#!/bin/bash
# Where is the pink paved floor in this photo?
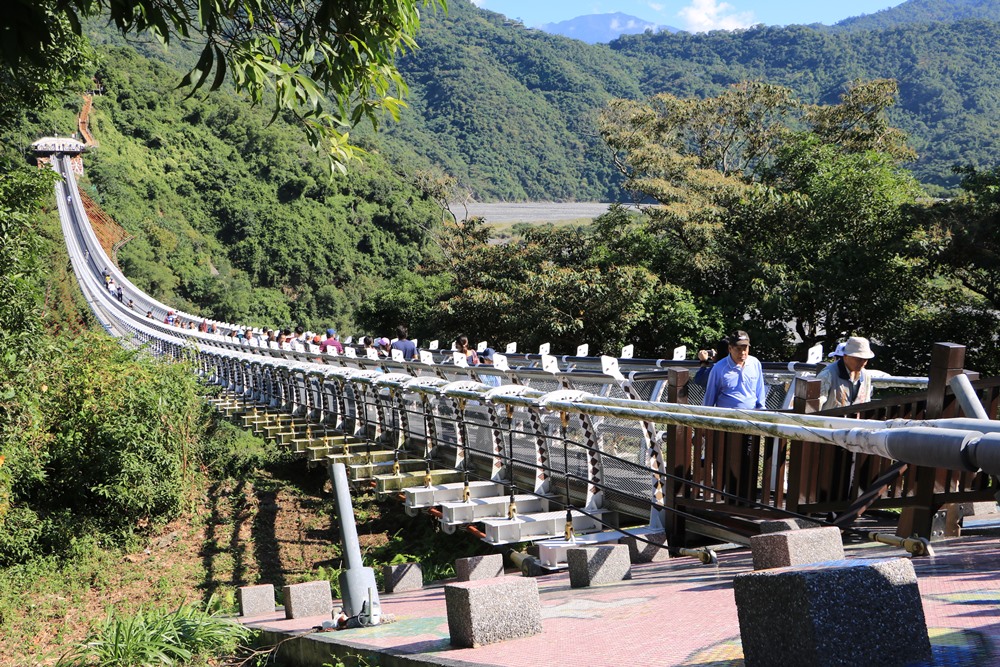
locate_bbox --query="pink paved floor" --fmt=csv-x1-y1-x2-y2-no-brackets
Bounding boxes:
243,532,1000,666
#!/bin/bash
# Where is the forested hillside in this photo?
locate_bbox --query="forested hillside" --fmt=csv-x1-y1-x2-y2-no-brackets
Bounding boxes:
70,0,1000,201
373,0,641,201
832,0,1000,31
613,19,1000,193
369,0,1000,198
54,48,447,330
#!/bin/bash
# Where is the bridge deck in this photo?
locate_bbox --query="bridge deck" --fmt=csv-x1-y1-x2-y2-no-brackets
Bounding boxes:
242,523,1000,666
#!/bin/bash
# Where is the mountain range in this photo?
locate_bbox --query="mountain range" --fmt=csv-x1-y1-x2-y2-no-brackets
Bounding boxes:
361,0,1000,200
539,13,678,44
83,0,1000,202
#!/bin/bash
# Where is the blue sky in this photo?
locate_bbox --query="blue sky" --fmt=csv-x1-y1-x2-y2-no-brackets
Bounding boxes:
469,0,906,32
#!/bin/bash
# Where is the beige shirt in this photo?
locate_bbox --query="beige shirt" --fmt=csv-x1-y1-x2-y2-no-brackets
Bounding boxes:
817,359,873,409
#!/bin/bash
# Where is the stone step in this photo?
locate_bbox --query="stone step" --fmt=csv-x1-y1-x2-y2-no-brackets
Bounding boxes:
310,446,400,464
480,509,606,546
403,481,507,511
440,494,547,528
273,426,339,445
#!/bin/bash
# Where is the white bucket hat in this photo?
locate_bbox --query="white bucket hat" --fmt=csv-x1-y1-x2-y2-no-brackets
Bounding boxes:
843,336,875,359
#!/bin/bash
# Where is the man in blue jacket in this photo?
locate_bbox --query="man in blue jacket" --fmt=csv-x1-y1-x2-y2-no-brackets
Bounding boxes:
703,330,767,409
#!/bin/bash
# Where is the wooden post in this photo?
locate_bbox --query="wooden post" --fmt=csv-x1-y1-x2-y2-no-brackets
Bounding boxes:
897,343,966,539
663,369,689,543
786,379,821,515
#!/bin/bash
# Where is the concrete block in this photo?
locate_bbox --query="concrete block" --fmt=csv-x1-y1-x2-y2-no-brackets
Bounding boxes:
734,558,931,667
968,501,999,516
758,518,822,534
619,531,669,563
751,526,844,570
383,562,423,593
283,580,333,619
567,544,632,588
237,584,275,617
455,553,504,582
445,577,542,647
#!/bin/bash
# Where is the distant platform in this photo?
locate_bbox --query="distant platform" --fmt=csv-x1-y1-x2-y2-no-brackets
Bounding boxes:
31,137,87,154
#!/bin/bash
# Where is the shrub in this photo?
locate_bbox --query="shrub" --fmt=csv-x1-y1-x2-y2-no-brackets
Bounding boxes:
57,599,254,666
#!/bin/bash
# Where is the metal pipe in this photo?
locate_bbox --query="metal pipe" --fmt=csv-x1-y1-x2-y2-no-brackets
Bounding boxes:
509,550,543,577
675,547,718,565
330,462,381,624
868,532,935,557
949,374,990,420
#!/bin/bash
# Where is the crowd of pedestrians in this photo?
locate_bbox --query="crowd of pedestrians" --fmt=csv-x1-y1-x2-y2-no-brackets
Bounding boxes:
103,265,878,408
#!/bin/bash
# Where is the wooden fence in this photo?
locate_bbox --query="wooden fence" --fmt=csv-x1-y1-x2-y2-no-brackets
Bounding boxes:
662,343,999,541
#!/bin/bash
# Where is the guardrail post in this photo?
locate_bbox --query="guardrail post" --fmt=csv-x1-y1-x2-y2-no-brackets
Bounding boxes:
785,378,821,516
897,343,966,539
663,369,689,542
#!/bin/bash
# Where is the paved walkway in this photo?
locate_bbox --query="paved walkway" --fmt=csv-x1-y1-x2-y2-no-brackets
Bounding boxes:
242,522,1000,666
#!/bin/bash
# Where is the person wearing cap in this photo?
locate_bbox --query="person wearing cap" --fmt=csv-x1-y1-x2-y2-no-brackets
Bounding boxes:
390,325,417,361
817,336,875,409
320,328,344,354
478,347,502,386
703,330,767,410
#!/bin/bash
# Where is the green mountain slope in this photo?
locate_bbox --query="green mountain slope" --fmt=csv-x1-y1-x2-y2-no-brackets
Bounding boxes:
833,0,1000,31
74,0,1000,201
72,47,443,330
376,0,643,201
612,20,1000,191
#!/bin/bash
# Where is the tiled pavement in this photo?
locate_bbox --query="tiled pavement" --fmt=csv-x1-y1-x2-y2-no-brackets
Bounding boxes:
242,526,1000,667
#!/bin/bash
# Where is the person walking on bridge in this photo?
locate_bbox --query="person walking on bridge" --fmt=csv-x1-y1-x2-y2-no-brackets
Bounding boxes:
817,336,875,409
390,325,417,361
702,330,767,504
702,330,767,410
321,328,344,354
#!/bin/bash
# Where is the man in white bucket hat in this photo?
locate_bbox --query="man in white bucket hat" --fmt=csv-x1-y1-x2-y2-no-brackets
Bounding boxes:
817,336,875,409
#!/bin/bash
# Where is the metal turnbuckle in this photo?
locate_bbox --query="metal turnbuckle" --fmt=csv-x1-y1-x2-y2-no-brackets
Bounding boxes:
869,532,935,557
676,547,718,565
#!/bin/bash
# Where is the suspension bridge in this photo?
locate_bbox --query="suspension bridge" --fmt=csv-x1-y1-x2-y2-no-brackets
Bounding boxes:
49,149,1000,666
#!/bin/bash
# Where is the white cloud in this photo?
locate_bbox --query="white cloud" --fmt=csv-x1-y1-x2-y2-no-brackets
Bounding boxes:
470,0,485,6
610,18,622,31
648,2,665,11
678,0,755,32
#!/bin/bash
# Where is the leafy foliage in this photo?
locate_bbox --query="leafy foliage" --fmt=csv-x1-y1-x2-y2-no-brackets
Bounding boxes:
3,0,447,172
57,598,253,667
332,1,1000,199
62,46,445,331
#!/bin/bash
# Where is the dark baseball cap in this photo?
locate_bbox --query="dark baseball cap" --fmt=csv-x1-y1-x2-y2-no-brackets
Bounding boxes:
729,330,750,346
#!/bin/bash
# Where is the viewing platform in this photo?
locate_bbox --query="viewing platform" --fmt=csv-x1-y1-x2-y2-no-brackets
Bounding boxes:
31,136,87,155
33,137,88,175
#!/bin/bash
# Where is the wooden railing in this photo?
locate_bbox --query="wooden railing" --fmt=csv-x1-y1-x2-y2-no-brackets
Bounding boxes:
662,343,999,540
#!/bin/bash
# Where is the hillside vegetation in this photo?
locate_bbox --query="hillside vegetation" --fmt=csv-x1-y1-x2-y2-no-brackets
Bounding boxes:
43,47,446,330
359,0,1000,199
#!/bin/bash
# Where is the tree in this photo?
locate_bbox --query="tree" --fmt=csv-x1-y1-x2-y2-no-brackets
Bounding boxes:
931,165,1000,310
433,221,720,356
599,79,926,358
722,138,925,358
2,0,447,171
